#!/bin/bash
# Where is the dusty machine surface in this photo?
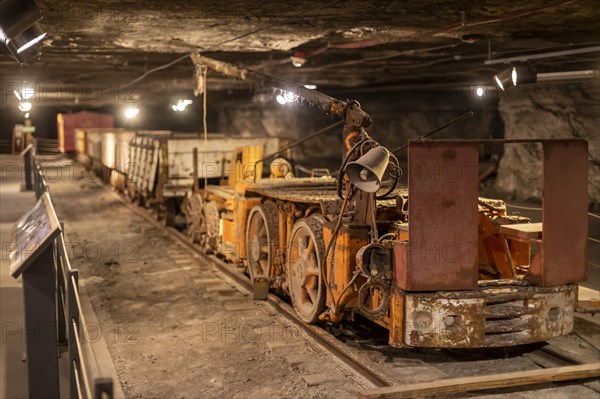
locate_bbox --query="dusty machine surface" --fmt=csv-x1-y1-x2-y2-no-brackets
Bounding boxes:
183,98,588,348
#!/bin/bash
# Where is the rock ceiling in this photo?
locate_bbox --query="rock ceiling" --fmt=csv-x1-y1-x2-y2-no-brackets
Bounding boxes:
0,0,598,106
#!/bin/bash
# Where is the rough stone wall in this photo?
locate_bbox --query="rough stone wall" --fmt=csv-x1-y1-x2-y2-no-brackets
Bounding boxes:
217,89,502,174
495,82,600,205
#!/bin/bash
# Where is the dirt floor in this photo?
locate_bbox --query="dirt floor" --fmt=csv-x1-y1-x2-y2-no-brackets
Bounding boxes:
44,161,600,399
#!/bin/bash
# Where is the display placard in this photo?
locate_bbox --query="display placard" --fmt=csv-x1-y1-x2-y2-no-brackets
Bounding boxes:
9,192,62,278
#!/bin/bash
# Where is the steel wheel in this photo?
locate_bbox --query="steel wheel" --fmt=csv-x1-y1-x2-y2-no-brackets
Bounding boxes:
246,203,278,281
286,216,326,323
185,194,204,243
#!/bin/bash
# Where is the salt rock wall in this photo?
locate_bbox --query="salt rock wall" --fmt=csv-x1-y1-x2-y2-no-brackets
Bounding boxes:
495,82,600,205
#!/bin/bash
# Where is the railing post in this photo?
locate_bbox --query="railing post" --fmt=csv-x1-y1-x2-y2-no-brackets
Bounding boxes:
33,162,40,199
68,269,80,399
21,241,60,398
56,228,68,345
22,146,33,191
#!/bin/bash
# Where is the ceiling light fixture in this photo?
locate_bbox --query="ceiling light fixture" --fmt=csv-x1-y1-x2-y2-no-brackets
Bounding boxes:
290,50,306,68
511,63,537,86
171,99,193,112
493,68,514,91
124,107,139,119
282,90,297,103
18,101,32,112
0,0,47,64
303,84,317,90
15,25,46,54
476,87,484,97
275,94,287,105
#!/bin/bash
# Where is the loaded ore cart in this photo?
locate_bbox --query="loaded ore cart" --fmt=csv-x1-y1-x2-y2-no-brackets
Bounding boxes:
185,54,590,349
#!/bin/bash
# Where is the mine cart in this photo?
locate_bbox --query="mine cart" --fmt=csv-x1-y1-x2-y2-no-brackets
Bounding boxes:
126,132,282,225
75,127,136,186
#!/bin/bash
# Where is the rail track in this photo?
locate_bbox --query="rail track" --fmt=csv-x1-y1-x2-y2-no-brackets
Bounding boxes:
103,184,395,388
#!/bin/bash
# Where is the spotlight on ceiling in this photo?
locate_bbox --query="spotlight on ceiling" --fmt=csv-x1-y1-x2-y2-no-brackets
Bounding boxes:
493,68,513,91
0,0,47,64
303,84,317,90
124,107,139,119
290,50,306,67
476,87,484,97
494,63,537,90
511,63,537,86
14,23,46,54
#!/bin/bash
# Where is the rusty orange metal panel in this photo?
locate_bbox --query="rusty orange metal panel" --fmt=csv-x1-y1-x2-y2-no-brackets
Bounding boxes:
403,142,479,291
530,141,588,286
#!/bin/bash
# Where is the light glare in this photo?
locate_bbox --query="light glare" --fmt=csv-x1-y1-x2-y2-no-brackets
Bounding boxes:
124,107,139,118
494,75,504,91
18,102,32,112
16,32,47,54
476,87,484,97
171,99,193,112
276,94,286,105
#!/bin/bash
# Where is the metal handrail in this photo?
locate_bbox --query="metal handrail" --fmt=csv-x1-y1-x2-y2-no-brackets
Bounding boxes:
26,153,114,399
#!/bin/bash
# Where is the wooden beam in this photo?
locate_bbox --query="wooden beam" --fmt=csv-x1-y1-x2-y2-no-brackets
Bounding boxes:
358,363,600,399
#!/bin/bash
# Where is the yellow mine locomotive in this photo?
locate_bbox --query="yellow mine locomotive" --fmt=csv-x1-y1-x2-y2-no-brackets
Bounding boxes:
183,99,588,348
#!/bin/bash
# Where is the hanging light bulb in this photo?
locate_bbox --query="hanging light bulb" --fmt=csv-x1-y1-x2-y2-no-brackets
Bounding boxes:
18,101,32,112
275,94,287,105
